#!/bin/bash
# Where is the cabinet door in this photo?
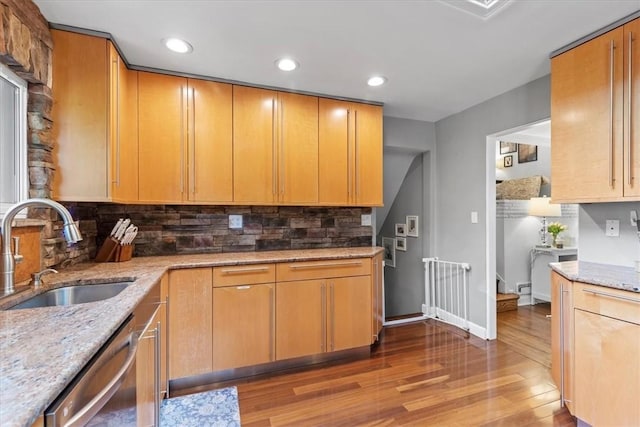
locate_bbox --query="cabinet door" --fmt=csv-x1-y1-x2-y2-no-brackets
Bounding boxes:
188,79,233,203
233,86,276,203
212,284,274,370
318,98,350,205
51,30,110,201
353,103,383,206
574,309,640,426
168,268,212,379
138,72,187,203
278,92,319,204
551,27,624,202
159,274,168,398
137,307,160,427
111,45,139,203
276,280,325,360
624,19,640,198
328,276,372,352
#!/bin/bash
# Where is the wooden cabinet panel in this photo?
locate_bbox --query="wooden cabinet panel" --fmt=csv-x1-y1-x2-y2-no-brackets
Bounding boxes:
551,26,624,202
371,253,384,343
138,72,187,203
574,309,640,426
276,279,325,360
276,258,371,282
137,307,160,427
188,79,233,203
353,103,383,206
51,30,110,201
573,281,640,325
624,19,640,197
168,268,212,379
159,274,168,397
318,98,350,204
550,271,573,413
278,92,319,204
212,284,274,370
110,44,138,203
233,85,276,203
318,99,383,206
329,276,372,352
213,264,276,287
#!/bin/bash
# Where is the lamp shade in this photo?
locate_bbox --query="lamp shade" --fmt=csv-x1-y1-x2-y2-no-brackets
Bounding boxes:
528,197,561,217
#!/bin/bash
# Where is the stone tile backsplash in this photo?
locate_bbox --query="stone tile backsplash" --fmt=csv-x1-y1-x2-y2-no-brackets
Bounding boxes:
65,203,373,258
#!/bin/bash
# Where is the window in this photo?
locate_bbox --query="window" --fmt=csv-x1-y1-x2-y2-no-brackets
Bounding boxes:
0,63,28,217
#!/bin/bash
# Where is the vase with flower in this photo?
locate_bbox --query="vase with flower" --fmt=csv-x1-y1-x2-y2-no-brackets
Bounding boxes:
547,222,567,248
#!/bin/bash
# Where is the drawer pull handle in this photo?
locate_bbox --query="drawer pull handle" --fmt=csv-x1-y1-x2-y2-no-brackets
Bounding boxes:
236,286,251,290
582,288,640,304
290,261,363,270
220,267,270,274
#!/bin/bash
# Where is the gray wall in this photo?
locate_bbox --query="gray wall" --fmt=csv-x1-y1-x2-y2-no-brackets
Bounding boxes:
578,202,640,267
434,75,551,328
379,154,425,317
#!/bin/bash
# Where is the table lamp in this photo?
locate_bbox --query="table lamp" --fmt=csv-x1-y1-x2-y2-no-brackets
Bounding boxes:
529,196,561,247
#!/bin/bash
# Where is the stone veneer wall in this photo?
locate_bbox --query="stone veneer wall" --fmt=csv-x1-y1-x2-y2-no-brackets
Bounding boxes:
1,0,94,268
66,204,373,257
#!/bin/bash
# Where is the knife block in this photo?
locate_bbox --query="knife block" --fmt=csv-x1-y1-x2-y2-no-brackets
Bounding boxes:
113,244,133,262
95,237,119,262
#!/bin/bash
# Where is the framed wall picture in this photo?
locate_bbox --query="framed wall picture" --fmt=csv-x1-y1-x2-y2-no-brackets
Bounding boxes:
382,237,396,268
504,155,513,168
406,215,419,237
518,143,537,163
499,141,517,154
395,223,407,237
395,237,407,251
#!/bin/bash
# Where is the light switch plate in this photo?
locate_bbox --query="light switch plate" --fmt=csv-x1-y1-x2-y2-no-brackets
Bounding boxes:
631,210,638,227
471,211,478,224
229,214,243,229
361,214,372,226
605,219,619,237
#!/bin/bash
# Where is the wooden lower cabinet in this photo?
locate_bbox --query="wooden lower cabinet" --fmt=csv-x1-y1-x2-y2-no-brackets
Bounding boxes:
329,276,372,351
574,309,640,426
276,279,325,360
371,253,383,342
168,268,213,380
550,271,573,412
159,274,168,397
137,307,160,427
212,284,274,370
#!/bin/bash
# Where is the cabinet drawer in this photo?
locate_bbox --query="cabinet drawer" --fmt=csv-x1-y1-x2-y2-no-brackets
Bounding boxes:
573,282,640,325
213,264,276,287
277,258,371,282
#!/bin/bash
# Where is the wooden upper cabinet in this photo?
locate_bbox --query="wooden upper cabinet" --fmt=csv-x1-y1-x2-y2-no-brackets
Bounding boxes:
552,18,640,202
624,18,640,198
233,86,276,204
187,79,233,203
110,44,139,203
52,30,110,201
233,86,319,205
277,92,319,204
319,99,383,206
138,72,187,203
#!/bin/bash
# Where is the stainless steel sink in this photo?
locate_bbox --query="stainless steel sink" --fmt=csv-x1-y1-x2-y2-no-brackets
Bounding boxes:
9,281,133,310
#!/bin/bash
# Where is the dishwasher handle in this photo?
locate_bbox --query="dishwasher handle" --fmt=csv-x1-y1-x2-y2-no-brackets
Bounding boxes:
64,333,138,427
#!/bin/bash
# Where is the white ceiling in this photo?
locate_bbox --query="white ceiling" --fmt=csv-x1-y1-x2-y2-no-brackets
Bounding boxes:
33,0,639,122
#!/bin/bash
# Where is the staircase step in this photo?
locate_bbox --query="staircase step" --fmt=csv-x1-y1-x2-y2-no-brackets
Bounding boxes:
497,293,519,312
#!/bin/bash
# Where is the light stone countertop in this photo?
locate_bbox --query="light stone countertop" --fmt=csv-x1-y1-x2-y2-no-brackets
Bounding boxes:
0,247,383,427
550,260,640,293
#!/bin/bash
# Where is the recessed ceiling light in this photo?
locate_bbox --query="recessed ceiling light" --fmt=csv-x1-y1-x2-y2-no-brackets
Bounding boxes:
276,58,299,71
164,38,193,54
367,76,387,87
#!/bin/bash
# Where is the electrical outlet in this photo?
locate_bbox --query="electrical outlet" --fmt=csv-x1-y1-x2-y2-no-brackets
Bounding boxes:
631,210,638,227
228,214,243,229
361,214,372,226
605,219,619,237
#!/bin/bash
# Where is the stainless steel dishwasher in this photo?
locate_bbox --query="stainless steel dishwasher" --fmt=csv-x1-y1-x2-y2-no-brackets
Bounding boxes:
45,281,161,426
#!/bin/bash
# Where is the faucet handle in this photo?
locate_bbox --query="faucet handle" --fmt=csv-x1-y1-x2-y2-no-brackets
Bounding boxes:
31,268,58,288
13,237,23,264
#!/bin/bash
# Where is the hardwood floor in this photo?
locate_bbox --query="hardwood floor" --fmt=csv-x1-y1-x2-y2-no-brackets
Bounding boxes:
497,302,552,368
226,315,575,426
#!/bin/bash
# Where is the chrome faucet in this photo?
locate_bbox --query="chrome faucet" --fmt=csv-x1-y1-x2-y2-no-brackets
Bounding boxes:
1,198,82,295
